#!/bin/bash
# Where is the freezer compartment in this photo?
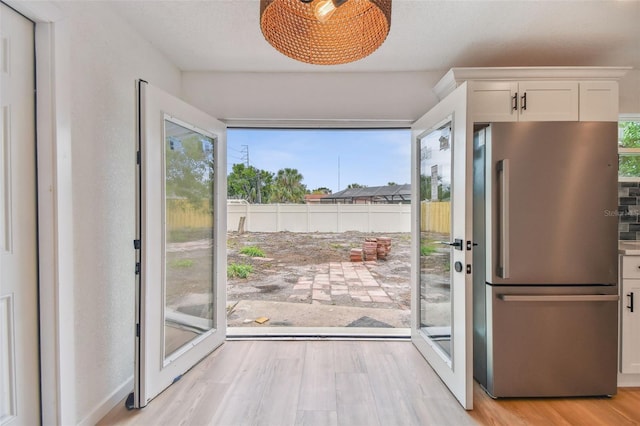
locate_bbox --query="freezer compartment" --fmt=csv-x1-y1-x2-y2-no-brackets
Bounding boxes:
485,285,618,398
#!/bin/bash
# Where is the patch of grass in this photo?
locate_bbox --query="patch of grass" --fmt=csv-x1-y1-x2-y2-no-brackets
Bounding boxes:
239,246,265,257
228,263,253,278
329,243,344,249
420,244,437,256
168,227,212,243
170,259,194,268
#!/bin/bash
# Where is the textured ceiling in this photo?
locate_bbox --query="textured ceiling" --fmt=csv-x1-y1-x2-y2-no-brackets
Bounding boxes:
108,0,640,73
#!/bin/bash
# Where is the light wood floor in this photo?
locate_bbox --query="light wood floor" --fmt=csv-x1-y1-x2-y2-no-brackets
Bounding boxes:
99,341,640,426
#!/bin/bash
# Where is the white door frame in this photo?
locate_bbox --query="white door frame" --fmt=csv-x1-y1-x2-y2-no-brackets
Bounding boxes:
3,1,76,424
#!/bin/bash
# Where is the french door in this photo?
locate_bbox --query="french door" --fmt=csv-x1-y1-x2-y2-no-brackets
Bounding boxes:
134,81,227,408
0,4,40,424
411,83,473,409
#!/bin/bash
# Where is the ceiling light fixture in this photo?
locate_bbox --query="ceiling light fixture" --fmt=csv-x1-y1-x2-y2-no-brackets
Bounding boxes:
260,0,392,65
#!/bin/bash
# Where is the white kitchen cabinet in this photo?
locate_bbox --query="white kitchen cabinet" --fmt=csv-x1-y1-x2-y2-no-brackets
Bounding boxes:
579,81,619,122
469,81,519,122
470,81,579,122
620,255,640,374
469,80,620,123
518,81,579,121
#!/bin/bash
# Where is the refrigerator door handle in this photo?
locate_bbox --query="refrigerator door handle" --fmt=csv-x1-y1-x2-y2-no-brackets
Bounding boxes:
498,294,619,303
497,159,510,279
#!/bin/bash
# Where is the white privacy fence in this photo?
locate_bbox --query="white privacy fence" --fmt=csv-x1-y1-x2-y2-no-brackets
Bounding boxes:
228,203,411,233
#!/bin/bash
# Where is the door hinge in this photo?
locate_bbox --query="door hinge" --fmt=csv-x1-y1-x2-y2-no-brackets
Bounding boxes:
466,264,472,274
135,262,140,275
136,323,140,337
133,239,141,250
136,151,141,164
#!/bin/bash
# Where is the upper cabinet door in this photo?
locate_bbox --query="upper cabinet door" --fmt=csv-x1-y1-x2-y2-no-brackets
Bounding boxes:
469,81,518,123
518,81,579,121
579,81,619,121
469,81,580,123
134,81,227,408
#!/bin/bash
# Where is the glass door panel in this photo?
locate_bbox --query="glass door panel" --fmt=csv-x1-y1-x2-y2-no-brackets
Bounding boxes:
135,81,227,408
411,82,472,410
164,118,215,360
419,123,452,360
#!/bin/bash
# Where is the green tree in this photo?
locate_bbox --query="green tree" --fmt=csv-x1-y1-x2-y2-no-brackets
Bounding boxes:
619,122,640,178
227,163,273,203
271,168,307,203
311,187,332,194
347,183,366,189
166,135,213,211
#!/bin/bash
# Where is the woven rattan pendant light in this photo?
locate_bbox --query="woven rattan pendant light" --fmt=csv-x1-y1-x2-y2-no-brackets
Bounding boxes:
260,0,392,65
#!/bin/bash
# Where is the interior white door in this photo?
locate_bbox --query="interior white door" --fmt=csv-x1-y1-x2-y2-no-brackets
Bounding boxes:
134,81,227,408
411,83,473,409
0,4,40,425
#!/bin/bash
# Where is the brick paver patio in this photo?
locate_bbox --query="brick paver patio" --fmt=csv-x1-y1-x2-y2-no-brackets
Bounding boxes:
288,261,394,305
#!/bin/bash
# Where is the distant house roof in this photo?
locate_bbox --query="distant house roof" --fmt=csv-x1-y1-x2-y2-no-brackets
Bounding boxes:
304,193,328,203
321,184,411,204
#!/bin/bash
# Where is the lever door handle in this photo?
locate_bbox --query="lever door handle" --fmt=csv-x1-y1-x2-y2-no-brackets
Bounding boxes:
439,239,463,250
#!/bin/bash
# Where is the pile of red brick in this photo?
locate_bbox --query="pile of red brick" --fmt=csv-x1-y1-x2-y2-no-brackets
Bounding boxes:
376,236,392,260
349,237,392,262
349,248,364,262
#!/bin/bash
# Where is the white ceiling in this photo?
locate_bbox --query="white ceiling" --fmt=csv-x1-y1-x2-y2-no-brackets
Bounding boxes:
108,0,640,73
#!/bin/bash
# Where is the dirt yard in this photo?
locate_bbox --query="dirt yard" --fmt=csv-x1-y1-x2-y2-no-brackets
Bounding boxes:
166,230,450,328
226,231,412,307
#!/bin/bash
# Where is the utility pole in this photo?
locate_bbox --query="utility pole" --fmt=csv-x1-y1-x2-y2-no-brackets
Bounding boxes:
241,144,250,167
337,156,341,191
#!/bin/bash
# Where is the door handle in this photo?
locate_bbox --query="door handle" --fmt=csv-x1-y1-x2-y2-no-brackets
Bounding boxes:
498,294,619,303
521,92,527,111
497,159,509,278
628,292,635,313
512,92,518,111
438,239,463,251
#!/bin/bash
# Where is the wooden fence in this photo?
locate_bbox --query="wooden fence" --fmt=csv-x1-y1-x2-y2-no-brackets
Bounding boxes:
420,201,451,233
167,199,212,230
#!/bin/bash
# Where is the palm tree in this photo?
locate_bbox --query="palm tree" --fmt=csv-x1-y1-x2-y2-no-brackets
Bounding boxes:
271,168,307,203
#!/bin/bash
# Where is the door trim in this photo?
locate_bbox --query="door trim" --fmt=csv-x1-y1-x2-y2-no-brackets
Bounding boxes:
4,1,76,424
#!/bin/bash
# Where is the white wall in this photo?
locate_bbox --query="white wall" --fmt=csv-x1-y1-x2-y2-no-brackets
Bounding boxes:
182,71,441,122
58,2,182,423
228,203,411,233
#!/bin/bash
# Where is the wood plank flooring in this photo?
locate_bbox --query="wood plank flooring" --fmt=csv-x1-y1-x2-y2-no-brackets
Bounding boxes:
98,341,640,426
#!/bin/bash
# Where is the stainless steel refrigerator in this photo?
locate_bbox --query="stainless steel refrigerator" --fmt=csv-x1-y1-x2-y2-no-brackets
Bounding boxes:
473,121,619,398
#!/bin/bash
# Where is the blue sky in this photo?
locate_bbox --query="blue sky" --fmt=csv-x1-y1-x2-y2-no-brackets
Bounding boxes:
227,128,411,193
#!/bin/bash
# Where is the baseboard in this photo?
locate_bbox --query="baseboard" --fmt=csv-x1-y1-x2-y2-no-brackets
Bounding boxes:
77,376,133,426
618,373,640,387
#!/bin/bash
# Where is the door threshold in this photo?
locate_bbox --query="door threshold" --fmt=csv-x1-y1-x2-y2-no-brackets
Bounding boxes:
227,326,411,341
